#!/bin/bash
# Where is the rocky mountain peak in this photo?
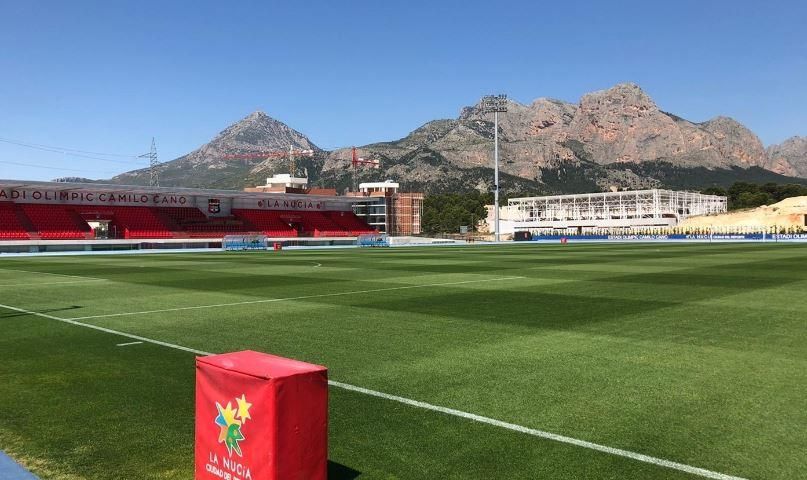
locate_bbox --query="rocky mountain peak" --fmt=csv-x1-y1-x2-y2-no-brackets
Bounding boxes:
578,83,658,118
698,116,767,169
110,83,805,192
767,136,807,177
111,109,322,186
207,111,320,154
771,135,806,149
246,110,268,119
701,116,744,129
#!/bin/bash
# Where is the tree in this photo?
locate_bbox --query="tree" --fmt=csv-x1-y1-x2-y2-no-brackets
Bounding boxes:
735,191,772,209
701,186,727,197
421,191,490,234
703,182,806,210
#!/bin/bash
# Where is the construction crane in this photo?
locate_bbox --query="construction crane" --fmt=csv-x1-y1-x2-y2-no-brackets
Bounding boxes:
222,146,315,177
350,146,380,192
222,146,376,191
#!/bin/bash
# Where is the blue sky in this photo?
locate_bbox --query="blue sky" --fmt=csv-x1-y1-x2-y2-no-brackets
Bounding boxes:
1,0,805,180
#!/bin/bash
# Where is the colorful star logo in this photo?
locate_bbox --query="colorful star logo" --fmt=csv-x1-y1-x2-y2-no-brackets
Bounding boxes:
236,394,252,423
214,395,252,457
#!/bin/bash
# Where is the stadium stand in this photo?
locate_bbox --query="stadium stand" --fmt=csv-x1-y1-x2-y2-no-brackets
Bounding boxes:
157,207,252,238
292,211,351,237
324,211,376,236
231,209,298,237
104,207,173,239
0,202,31,239
0,203,374,240
18,203,91,239
0,181,390,243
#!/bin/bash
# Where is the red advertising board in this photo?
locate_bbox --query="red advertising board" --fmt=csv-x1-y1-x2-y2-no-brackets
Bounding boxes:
195,351,328,480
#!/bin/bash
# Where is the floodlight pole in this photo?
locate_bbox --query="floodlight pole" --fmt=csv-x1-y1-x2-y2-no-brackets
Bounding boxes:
481,95,507,242
494,109,500,242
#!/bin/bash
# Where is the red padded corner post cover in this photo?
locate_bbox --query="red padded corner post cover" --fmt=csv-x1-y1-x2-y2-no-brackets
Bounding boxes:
195,350,328,480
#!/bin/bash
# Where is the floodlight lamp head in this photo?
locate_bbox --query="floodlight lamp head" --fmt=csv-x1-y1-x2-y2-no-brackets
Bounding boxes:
480,94,508,113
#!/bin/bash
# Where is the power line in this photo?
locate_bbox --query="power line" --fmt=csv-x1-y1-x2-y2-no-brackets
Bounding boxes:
0,136,139,157
0,137,145,165
0,159,122,175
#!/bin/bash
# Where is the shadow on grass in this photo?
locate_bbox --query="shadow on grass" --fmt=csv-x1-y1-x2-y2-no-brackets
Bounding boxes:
0,305,82,319
328,460,361,479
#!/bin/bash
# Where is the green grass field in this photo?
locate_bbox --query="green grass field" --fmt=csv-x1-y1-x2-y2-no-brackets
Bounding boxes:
1,243,805,479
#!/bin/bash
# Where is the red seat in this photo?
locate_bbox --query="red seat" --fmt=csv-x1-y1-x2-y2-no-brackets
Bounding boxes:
17,203,89,239
0,203,375,241
292,211,344,237
232,209,298,237
324,211,376,235
0,204,30,240
0,203,30,239
157,207,255,238
96,206,173,239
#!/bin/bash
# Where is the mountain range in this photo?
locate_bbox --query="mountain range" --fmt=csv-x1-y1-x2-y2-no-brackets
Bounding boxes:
106,83,807,194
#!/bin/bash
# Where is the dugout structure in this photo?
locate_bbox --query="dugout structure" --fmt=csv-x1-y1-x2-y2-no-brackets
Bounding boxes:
223,234,268,251
357,233,389,247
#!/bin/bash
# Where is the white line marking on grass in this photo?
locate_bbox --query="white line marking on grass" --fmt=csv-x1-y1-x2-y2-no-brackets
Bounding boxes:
64,276,527,321
312,262,322,268
116,341,143,347
0,303,209,356
329,381,746,480
0,301,747,480
0,279,105,287
0,267,103,281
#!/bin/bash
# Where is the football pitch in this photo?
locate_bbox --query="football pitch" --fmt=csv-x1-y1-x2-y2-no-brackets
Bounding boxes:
0,243,805,479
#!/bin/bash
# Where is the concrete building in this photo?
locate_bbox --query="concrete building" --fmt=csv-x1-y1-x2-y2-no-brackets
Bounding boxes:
350,181,424,235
